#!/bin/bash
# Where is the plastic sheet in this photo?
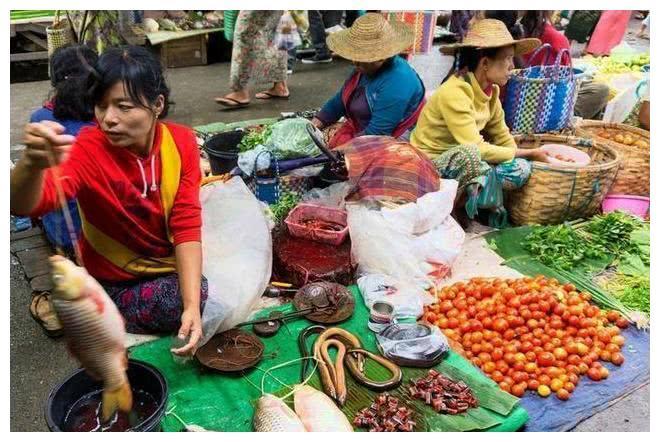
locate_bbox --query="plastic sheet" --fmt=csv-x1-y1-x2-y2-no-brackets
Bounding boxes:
520,327,650,432
198,177,273,347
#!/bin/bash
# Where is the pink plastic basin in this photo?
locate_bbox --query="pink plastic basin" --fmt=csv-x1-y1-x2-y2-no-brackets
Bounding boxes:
284,203,349,245
602,194,650,218
541,144,592,167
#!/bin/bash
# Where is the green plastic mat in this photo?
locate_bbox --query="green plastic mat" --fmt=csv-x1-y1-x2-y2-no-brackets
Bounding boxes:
130,287,528,432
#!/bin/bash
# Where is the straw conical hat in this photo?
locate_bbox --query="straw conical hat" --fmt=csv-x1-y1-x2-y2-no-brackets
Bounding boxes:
440,19,540,55
327,13,414,63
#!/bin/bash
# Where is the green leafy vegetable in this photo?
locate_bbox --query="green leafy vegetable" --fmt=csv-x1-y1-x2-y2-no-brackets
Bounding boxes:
583,211,644,257
269,192,300,224
238,125,273,153
522,225,606,270
604,274,650,315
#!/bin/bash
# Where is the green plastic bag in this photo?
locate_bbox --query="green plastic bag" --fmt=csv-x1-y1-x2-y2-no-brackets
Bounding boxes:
266,118,321,159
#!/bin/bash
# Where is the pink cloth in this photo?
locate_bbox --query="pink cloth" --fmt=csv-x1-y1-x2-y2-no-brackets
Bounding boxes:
586,10,632,56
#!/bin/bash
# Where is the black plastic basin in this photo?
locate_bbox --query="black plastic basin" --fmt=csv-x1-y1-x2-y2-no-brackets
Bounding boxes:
45,360,167,432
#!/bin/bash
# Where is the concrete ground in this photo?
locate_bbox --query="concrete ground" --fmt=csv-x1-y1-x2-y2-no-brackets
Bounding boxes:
9,15,650,432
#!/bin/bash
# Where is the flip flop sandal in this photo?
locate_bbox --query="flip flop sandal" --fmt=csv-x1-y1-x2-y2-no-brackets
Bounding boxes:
215,97,250,108
255,91,290,100
29,292,64,338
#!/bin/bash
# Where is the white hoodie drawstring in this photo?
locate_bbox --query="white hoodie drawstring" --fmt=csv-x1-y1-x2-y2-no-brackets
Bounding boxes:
137,158,148,198
150,155,157,192
137,155,158,198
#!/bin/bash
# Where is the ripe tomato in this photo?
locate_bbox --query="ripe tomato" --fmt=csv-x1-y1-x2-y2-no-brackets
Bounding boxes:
553,348,568,360
498,381,512,393
492,318,509,333
612,352,625,365
537,352,555,367
482,361,496,374
599,367,609,379
510,383,526,397
611,335,625,346
537,384,551,397
606,310,621,323
587,367,602,381
556,388,570,401
550,379,564,392
567,354,581,366
528,379,540,391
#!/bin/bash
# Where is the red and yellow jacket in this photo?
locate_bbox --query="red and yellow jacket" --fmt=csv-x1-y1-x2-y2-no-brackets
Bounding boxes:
31,122,202,283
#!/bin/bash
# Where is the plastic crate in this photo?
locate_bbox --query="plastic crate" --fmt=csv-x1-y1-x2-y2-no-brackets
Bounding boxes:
284,203,349,245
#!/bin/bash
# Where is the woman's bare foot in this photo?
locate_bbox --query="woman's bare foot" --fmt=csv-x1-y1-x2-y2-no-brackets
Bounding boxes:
255,82,290,99
215,90,250,107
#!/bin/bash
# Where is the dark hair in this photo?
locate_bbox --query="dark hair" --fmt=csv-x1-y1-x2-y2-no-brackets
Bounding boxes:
90,45,171,119
49,45,98,121
484,11,523,39
521,11,549,39
456,47,503,72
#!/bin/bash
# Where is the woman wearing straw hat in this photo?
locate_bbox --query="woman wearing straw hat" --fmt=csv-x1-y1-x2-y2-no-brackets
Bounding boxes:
311,13,425,148
410,19,549,227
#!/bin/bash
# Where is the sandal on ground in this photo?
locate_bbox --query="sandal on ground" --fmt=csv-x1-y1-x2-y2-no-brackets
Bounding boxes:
214,97,250,108
255,91,290,100
29,291,63,338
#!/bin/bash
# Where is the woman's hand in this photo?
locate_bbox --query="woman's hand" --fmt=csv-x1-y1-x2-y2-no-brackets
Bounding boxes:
171,308,203,356
515,148,549,163
22,121,76,169
529,148,549,163
311,117,325,130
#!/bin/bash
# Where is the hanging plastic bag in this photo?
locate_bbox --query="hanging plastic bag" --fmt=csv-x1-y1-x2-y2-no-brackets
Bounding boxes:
198,177,273,347
274,12,302,51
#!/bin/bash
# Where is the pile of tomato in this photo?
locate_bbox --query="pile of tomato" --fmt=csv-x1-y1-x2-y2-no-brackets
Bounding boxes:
423,276,629,401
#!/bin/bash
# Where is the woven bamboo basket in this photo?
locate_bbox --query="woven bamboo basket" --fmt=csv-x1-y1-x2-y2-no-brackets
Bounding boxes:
574,120,649,196
507,134,621,225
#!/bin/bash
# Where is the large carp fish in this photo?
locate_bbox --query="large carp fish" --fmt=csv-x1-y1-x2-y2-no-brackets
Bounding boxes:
50,255,133,422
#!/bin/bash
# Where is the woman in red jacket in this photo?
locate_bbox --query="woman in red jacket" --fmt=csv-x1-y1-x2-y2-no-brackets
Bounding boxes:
11,46,204,356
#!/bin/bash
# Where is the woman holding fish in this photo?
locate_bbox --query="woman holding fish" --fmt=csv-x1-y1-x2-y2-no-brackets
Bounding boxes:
10,46,205,356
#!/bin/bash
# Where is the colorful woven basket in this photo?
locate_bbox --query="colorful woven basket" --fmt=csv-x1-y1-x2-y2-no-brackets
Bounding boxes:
381,11,436,55
504,44,584,134
574,121,650,197
506,134,621,225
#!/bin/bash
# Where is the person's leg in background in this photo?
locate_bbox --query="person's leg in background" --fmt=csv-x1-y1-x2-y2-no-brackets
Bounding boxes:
287,47,296,74
303,10,333,64
574,82,611,120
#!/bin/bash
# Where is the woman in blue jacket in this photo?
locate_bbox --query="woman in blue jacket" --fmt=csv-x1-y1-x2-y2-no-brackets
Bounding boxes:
311,13,425,148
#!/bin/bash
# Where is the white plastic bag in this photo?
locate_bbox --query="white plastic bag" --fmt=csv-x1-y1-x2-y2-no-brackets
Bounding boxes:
603,77,649,123
357,274,424,319
347,180,464,311
301,182,352,209
198,177,273,347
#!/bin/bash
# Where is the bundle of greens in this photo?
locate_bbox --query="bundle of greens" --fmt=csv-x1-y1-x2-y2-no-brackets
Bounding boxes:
522,211,648,271
583,211,645,258
269,192,301,224
238,124,273,153
604,274,650,315
521,225,606,270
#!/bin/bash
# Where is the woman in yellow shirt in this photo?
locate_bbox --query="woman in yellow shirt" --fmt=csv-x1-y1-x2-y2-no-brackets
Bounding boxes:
411,19,547,226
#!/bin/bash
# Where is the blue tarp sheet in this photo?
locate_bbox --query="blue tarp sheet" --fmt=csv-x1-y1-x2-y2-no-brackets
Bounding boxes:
520,327,650,431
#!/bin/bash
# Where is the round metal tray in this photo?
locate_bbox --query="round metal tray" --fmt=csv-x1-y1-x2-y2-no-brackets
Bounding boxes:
196,329,264,373
292,281,355,324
